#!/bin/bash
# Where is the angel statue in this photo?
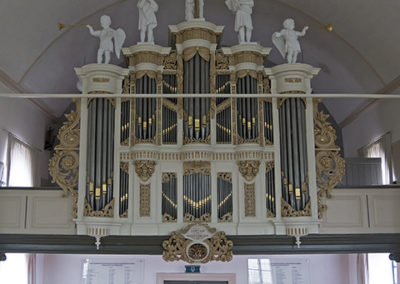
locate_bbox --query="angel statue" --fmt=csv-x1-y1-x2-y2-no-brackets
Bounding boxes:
87,15,126,64
272,18,309,64
138,0,158,43
185,0,204,21
225,0,254,43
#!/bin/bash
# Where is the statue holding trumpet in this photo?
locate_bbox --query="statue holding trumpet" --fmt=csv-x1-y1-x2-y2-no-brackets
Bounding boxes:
86,15,126,64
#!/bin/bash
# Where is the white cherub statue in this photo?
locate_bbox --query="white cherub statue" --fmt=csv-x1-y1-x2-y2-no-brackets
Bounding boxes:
138,0,158,43
225,0,254,43
185,0,204,21
272,18,309,64
87,15,126,64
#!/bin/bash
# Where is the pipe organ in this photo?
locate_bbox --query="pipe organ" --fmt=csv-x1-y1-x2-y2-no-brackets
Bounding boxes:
50,20,344,240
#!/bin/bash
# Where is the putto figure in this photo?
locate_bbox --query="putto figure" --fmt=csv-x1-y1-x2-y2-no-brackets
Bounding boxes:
225,0,254,43
185,0,204,21
138,0,159,43
87,15,126,64
272,18,309,64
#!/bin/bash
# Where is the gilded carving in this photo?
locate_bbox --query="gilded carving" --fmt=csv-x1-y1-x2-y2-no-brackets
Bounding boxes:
129,51,165,67
314,99,346,218
216,51,229,70
244,183,256,217
237,69,258,79
284,78,302,83
266,161,274,173
84,198,114,217
162,172,177,183
49,99,80,218
183,161,211,176
219,212,233,222
281,199,311,217
163,52,177,70
183,136,211,145
162,223,233,264
134,160,156,182
120,162,129,174
174,28,218,45
183,46,211,62
230,51,264,66
184,213,211,223
238,160,260,182
162,213,177,223
140,184,151,217
217,172,232,183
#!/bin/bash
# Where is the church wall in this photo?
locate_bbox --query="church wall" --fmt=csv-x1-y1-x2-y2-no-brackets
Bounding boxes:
36,254,351,284
342,99,400,174
0,96,51,186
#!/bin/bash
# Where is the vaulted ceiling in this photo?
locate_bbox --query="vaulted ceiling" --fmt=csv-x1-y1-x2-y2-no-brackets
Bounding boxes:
1,0,399,122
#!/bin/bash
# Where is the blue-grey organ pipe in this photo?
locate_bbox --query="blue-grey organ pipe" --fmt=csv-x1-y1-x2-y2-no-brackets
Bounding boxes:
279,98,308,211
162,174,177,220
183,172,211,219
266,167,275,215
217,176,233,220
119,167,129,216
183,54,210,141
236,75,258,141
135,75,157,141
216,75,231,144
263,101,273,143
86,98,115,211
120,100,130,143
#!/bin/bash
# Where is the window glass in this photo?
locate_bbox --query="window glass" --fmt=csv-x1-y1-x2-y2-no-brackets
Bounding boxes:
0,253,28,284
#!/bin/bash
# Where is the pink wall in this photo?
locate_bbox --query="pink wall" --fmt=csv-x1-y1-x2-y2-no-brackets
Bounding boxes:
36,254,352,284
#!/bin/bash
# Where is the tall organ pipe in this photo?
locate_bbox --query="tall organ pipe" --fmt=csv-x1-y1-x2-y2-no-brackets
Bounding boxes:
135,75,157,142
86,98,115,211
183,53,210,142
279,98,308,211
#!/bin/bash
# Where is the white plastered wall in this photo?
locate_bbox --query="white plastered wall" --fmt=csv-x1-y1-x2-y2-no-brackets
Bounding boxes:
0,82,51,186
35,254,351,284
341,98,400,181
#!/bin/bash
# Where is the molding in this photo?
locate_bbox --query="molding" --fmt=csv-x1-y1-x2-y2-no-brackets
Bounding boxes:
0,68,57,122
0,234,400,255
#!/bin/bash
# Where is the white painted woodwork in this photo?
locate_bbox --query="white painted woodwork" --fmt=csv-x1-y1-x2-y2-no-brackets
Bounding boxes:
320,187,400,234
0,190,75,234
342,158,382,186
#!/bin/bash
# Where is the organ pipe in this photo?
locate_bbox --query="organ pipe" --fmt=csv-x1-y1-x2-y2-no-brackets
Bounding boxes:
279,98,309,211
86,98,115,211
236,75,259,142
135,75,157,143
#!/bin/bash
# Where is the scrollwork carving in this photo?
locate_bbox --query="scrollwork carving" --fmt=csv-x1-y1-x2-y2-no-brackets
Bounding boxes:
49,99,80,218
134,160,156,182
238,160,260,182
162,223,233,264
281,199,311,217
84,198,114,217
313,99,346,218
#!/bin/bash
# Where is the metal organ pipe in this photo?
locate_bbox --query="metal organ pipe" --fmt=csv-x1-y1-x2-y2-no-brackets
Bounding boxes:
279,98,309,211
86,98,115,211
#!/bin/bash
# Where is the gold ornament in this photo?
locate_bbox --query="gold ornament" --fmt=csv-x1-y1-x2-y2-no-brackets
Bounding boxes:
162,223,233,264
84,198,114,217
238,160,260,182
49,99,80,218
281,199,311,217
313,99,346,218
134,160,156,182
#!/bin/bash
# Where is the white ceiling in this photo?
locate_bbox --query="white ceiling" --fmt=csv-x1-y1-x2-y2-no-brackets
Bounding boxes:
1,0,399,121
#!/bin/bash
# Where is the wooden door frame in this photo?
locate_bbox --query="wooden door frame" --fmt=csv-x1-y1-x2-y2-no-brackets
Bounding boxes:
156,273,236,284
